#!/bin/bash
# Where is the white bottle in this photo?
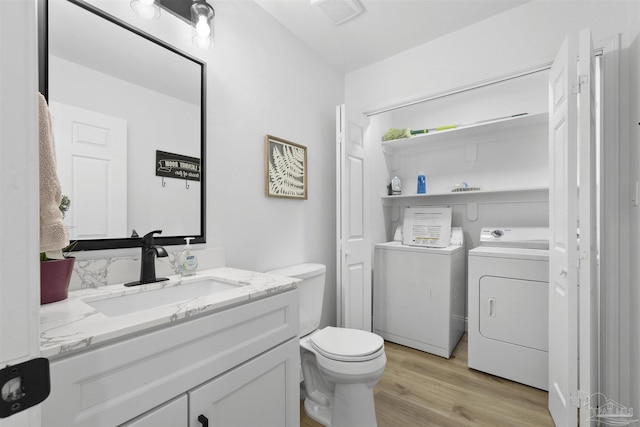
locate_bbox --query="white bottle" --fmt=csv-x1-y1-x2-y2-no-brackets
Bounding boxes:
391,176,402,195
179,237,198,276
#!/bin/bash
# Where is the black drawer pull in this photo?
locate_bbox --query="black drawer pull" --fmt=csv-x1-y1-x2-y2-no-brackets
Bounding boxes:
197,414,209,427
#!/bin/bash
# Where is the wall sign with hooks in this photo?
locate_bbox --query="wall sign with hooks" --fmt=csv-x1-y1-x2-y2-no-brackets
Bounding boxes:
156,150,201,189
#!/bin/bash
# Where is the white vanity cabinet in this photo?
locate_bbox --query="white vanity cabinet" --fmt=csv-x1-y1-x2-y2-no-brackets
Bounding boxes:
119,339,298,427
42,289,299,427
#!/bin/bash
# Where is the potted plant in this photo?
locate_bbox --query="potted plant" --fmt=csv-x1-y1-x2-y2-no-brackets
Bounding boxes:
40,195,75,304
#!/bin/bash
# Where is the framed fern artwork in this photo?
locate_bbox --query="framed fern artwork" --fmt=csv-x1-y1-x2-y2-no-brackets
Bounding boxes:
265,135,307,199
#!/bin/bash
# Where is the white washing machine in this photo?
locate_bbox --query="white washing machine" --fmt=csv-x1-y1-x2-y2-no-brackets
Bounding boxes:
467,227,549,390
373,229,466,359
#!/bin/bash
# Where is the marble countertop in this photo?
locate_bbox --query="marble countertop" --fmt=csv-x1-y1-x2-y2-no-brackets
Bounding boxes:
40,267,299,359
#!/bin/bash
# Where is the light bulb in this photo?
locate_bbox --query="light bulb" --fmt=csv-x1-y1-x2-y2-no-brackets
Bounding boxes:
137,5,156,20
195,15,211,38
193,35,212,49
131,0,160,20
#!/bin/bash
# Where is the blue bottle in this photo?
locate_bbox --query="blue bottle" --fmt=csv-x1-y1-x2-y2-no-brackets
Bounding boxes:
417,172,426,194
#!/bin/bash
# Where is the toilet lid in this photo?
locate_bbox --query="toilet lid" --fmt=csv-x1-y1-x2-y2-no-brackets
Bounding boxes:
309,327,384,362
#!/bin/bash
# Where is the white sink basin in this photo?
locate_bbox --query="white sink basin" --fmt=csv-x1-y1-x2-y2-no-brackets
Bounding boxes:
84,278,243,317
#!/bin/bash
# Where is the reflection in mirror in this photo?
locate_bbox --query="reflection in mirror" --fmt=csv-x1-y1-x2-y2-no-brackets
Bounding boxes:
44,0,206,250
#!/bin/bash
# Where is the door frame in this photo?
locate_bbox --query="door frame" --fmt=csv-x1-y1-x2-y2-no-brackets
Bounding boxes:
578,27,598,426
597,34,624,406
0,0,42,426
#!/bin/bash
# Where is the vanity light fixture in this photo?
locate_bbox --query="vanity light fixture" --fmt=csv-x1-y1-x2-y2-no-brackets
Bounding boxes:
130,0,161,20
131,0,215,49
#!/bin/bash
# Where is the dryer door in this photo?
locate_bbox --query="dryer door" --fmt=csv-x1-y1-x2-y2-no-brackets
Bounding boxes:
479,276,549,352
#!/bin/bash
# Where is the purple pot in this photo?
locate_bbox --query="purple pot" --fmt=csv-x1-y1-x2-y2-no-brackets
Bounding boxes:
40,257,75,304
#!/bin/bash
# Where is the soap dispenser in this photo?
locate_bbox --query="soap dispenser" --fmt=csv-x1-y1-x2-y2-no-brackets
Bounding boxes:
179,237,198,276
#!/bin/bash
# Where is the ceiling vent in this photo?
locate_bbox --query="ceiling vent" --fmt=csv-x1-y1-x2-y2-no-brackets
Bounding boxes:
310,0,365,26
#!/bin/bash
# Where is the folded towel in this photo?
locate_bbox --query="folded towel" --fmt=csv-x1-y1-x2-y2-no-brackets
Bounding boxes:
39,93,69,253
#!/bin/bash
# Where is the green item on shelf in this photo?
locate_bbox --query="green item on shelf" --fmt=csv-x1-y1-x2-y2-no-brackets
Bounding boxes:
382,125,455,141
381,113,528,142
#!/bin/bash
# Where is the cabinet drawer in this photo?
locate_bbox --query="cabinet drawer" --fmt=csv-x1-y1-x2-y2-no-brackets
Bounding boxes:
43,289,298,427
120,395,187,427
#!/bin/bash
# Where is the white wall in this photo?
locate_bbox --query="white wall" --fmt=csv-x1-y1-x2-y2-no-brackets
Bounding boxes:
346,0,637,114
77,0,344,327
206,1,342,329
346,0,640,415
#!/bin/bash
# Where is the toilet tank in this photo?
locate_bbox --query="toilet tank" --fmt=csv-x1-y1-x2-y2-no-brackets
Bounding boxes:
266,263,326,337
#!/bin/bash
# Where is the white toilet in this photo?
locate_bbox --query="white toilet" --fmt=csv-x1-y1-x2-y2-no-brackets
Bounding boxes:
267,263,386,427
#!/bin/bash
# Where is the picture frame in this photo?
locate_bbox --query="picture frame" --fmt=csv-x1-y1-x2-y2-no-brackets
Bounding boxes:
265,134,307,199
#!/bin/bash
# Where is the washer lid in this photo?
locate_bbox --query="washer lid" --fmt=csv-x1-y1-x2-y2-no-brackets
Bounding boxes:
374,241,463,254
309,327,384,361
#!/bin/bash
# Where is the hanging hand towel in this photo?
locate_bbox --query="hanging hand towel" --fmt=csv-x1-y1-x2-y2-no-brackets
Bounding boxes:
38,93,69,254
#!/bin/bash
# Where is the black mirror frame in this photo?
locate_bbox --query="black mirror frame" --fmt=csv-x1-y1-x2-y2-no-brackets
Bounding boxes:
37,0,206,251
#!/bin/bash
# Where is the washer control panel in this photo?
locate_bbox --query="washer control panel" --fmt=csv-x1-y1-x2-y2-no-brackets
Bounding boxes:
479,227,549,249
490,229,504,238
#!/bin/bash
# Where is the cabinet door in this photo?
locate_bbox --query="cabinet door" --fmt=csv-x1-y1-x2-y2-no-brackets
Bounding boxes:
189,339,299,427
120,395,188,427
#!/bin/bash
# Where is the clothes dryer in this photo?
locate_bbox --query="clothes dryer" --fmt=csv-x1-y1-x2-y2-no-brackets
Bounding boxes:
467,227,549,390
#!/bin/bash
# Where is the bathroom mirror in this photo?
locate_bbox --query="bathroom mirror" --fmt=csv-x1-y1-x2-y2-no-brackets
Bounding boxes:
40,0,206,250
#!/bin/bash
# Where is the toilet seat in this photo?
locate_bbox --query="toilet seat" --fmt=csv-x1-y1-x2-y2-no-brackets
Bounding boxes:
309,327,384,362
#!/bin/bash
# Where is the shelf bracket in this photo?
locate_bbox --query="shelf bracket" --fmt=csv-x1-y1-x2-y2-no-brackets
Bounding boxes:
466,144,477,162
466,203,478,221
391,204,402,222
381,146,400,171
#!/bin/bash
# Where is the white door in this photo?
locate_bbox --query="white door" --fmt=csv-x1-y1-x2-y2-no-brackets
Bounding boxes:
577,27,598,427
548,34,579,427
548,28,597,427
336,105,372,330
0,1,42,426
49,102,128,239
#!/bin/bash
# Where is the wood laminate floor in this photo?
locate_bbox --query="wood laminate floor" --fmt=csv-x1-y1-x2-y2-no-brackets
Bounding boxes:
300,334,554,427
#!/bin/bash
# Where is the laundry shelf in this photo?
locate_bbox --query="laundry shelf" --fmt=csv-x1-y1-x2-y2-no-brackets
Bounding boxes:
381,112,548,162
382,187,549,220
381,186,549,202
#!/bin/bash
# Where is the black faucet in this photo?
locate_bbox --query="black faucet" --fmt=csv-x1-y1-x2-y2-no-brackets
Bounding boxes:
125,230,169,287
